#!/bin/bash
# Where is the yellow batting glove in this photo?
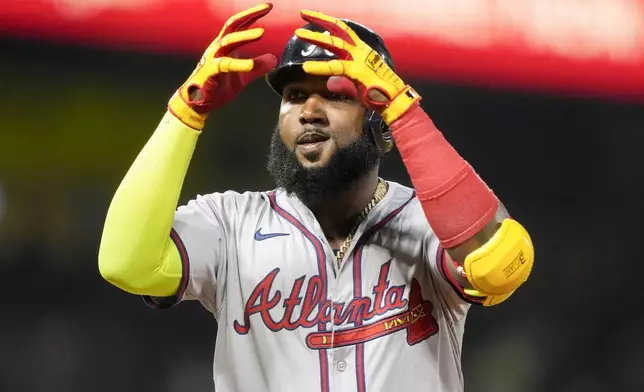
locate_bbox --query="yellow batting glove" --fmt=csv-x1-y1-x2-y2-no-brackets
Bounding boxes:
168,3,277,130
294,10,421,125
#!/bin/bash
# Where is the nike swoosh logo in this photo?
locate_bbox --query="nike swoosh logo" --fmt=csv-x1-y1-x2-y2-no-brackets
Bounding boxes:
254,228,290,241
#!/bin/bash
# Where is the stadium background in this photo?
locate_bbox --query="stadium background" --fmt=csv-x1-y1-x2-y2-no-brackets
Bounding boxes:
1,1,644,391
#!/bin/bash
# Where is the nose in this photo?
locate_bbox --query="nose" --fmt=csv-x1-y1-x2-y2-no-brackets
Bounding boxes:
299,94,329,126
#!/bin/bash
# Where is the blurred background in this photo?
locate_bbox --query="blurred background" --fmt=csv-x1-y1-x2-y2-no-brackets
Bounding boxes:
1,1,644,391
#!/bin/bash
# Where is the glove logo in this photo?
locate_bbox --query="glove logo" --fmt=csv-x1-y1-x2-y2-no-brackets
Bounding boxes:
365,50,383,71
405,87,420,99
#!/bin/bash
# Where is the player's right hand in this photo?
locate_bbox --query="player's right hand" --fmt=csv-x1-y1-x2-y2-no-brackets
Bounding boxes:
168,3,277,130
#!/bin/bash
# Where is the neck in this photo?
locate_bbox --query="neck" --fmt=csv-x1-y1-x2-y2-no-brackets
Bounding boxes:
308,170,381,246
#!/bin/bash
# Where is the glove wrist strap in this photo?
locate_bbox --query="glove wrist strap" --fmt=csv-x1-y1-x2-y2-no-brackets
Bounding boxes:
381,85,421,125
168,91,208,131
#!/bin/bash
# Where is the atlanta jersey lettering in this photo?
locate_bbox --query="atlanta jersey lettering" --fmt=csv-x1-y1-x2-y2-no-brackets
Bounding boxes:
144,180,472,392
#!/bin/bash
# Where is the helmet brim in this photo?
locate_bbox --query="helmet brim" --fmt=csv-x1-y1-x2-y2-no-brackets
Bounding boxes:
265,63,312,97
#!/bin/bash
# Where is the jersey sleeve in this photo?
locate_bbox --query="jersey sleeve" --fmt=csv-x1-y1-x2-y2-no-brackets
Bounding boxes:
144,194,229,314
423,232,477,320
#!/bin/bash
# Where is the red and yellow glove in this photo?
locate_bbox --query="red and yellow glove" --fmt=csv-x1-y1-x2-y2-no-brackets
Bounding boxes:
169,3,277,130
294,10,421,125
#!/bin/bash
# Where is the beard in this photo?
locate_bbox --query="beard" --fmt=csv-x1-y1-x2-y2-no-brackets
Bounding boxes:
266,124,382,206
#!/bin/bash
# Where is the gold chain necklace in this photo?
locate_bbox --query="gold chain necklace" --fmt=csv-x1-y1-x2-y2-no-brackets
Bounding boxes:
335,178,388,267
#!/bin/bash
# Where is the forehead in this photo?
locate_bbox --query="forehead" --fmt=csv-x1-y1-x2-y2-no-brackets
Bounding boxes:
282,73,330,92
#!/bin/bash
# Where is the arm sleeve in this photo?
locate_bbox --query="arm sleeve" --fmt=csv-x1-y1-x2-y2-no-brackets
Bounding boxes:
98,111,209,301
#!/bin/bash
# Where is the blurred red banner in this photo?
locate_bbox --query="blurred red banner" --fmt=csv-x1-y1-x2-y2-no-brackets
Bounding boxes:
2,0,644,100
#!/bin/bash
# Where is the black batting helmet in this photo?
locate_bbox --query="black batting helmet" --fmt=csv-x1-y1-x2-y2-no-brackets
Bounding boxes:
265,19,395,154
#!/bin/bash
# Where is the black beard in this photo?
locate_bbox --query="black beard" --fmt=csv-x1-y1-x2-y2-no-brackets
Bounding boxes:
266,124,382,207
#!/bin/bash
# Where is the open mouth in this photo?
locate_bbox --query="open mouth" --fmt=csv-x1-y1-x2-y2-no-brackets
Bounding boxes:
296,131,331,155
297,132,330,145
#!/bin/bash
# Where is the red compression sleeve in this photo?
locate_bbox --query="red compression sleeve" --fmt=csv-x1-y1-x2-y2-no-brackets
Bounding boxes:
390,104,498,248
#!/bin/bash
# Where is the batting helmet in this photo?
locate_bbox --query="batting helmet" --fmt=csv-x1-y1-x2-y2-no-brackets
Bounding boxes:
265,19,395,154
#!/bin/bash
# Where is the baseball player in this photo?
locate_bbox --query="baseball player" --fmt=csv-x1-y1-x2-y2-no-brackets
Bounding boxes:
98,3,534,392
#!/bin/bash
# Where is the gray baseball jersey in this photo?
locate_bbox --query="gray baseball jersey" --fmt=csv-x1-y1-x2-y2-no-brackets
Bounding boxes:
144,180,473,392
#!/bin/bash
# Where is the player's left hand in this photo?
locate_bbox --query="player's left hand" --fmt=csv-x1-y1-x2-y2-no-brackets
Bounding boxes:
295,10,421,125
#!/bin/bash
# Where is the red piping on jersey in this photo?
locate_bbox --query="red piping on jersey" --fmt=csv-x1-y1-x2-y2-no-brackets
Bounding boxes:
352,192,416,392
142,228,191,309
268,191,330,392
437,246,484,305
171,228,191,301
352,246,366,392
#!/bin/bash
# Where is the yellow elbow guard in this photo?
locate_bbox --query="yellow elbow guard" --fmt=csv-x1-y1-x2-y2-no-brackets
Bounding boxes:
462,218,534,301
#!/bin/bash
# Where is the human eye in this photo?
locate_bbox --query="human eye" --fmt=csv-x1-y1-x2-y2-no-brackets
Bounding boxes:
327,92,353,102
286,88,308,101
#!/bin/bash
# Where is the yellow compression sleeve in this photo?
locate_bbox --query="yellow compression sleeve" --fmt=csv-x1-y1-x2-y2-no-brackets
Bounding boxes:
98,111,200,297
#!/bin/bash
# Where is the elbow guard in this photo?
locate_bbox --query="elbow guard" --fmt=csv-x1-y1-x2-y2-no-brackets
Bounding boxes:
462,218,534,304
